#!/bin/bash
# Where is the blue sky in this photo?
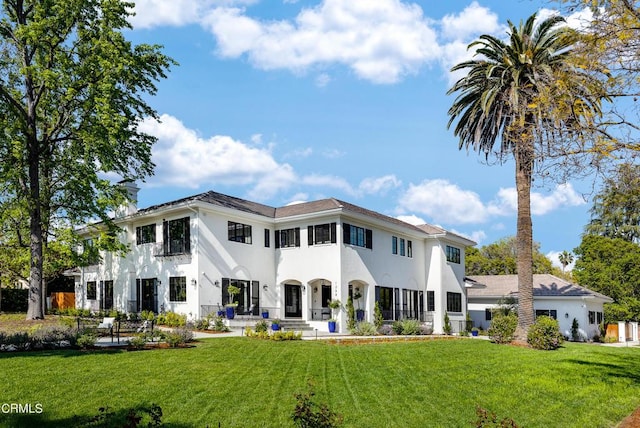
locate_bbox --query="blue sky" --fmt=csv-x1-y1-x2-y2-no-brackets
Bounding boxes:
124,0,595,266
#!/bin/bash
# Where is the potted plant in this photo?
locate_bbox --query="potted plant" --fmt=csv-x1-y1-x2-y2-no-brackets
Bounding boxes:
271,318,281,331
471,327,479,337
353,290,365,321
328,299,341,333
261,309,269,319
225,284,240,320
328,318,337,333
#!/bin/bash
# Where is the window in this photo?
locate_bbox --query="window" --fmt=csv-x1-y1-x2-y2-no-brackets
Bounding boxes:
485,308,493,321
426,290,435,312
589,311,595,324
392,236,398,254
228,221,252,244
407,240,412,258
170,276,187,302
276,228,300,248
376,286,394,320
83,238,100,265
136,224,156,245
597,312,603,324
446,245,461,264
400,238,406,256
402,289,419,319
446,292,462,312
162,217,190,255
86,281,97,300
308,223,337,245
343,223,372,249
264,229,270,247
535,309,557,320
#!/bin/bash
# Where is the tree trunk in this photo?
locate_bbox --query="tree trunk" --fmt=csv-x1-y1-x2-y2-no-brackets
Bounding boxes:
26,158,44,320
514,140,534,340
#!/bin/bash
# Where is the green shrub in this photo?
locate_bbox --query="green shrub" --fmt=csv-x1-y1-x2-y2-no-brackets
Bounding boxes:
194,317,209,330
165,328,194,347
76,333,97,349
488,313,517,344
373,302,384,329
443,313,452,335
157,311,187,327
390,319,422,335
346,296,356,332
351,321,377,336
255,319,269,333
391,320,403,335
571,318,581,342
527,316,564,350
140,310,155,321
128,333,147,350
210,316,229,332
31,325,76,348
292,380,343,428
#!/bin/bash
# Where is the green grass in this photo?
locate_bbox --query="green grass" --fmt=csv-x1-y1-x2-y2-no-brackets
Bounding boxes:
0,338,638,427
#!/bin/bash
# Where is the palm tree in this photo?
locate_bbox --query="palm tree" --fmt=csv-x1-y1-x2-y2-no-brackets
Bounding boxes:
558,250,574,273
447,13,603,338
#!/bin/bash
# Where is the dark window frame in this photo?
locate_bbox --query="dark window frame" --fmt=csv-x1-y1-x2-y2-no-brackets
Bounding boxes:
228,221,252,244
136,224,156,245
275,227,300,248
87,281,97,300
162,217,191,255
343,223,373,249
446,245,461,264
169,276,187,302
426,290,435,312
446,291,462,312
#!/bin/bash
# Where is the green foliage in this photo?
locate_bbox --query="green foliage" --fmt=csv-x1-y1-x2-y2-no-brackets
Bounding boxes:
78,403,163,427
465,237,557,275
226,285,241,305
128,334,147,350
210,316,230,332
527,316,564,350
0,288,28,312
443,313,452,335
164,328,193,347
373,301,384,329
571,318,581,342
391,319,423,335
350,321,377,336
573,234,640,320
140,310,156,322
245,328,302,341
346,296,356,332
76,333,97,349
473,406,519,427
156,311,186,327
255,319,269,333
291,380,343,428
494,296,518,317
488,313,518,344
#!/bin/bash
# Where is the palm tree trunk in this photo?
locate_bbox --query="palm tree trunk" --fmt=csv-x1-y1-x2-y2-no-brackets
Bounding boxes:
514,140,534,340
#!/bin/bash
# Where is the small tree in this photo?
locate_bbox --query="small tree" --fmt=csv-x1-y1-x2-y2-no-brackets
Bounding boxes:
373,302,384,329
527,316,564,350
571,318,581,342
488,313,518,344
226,285,241,307
443,313,452,335
346,296,356,332
292,379,343,428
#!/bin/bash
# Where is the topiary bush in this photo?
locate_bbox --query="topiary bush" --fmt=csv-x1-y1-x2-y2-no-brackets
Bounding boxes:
373,302,384,329
527,316,564,350
488,313,517,344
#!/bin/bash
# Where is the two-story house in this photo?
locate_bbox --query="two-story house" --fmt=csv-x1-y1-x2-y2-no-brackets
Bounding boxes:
75,182,475,333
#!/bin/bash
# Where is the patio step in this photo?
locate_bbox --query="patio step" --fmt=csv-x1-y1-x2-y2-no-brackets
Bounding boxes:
278,319,314,331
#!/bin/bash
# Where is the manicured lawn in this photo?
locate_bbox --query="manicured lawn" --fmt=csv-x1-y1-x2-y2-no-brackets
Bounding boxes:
0,337,638,427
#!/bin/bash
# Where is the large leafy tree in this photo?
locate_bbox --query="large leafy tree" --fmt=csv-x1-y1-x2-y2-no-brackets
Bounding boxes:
465,236,557,276
447,13,605,337
585,163,640,242
0,0,174,319
573,234,640,321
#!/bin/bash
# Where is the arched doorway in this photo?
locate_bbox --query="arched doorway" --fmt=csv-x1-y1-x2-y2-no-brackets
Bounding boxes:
284,283,302,318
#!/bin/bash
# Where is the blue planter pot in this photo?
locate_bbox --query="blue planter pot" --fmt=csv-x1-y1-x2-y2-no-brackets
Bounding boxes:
471,330,479,337
226,306,235,320
356,309,365,322
328,321,336,333
272,323,280,331
217,310,224,317
262,311,269,319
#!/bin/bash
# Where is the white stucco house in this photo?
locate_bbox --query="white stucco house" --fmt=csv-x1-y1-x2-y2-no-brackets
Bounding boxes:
466,274,613,340
75,182,475,333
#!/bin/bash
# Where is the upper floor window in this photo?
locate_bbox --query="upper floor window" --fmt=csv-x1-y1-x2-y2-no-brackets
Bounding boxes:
276,228,300,248
170,276,187,302
392,236,398,254
163,217,190,255
392,236,412,258
83,238,100,265
446,245,461,264
308,223,337,245
446,292,462,312
407,240,413,258
264,228,270,247
136,224,156,245
228,221,252,244
343,223,372,249
400,238,406,256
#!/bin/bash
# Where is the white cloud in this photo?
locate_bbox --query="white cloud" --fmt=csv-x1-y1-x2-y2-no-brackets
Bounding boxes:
139,114,297,199
399,179,489,224
397,180,587,226
128,0,258,29
315,73,332,87
358,175,401,195
451,228,487,245
201,0,441,84
440,1,502,41
396,214,425,225
322,148,345,159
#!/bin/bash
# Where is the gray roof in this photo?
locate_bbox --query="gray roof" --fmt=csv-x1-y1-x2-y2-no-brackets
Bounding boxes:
466,274,613,302
133,190,475,244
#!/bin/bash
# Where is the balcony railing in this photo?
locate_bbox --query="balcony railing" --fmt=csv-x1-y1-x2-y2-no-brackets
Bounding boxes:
152,242,191,257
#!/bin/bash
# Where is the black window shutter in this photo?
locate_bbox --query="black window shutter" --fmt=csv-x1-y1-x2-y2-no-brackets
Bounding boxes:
136,279,141,312
136,227,141,245
162,220,168,255
184,217,191,254
308,226,314,246
251,281,259,314
375,285,380,303
222,278,230,306
275,230,281,249
343,223,351,244
295,227,300,247
365,229,373,249
99,280,104,310
394,288,400,320
330,223,337,243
